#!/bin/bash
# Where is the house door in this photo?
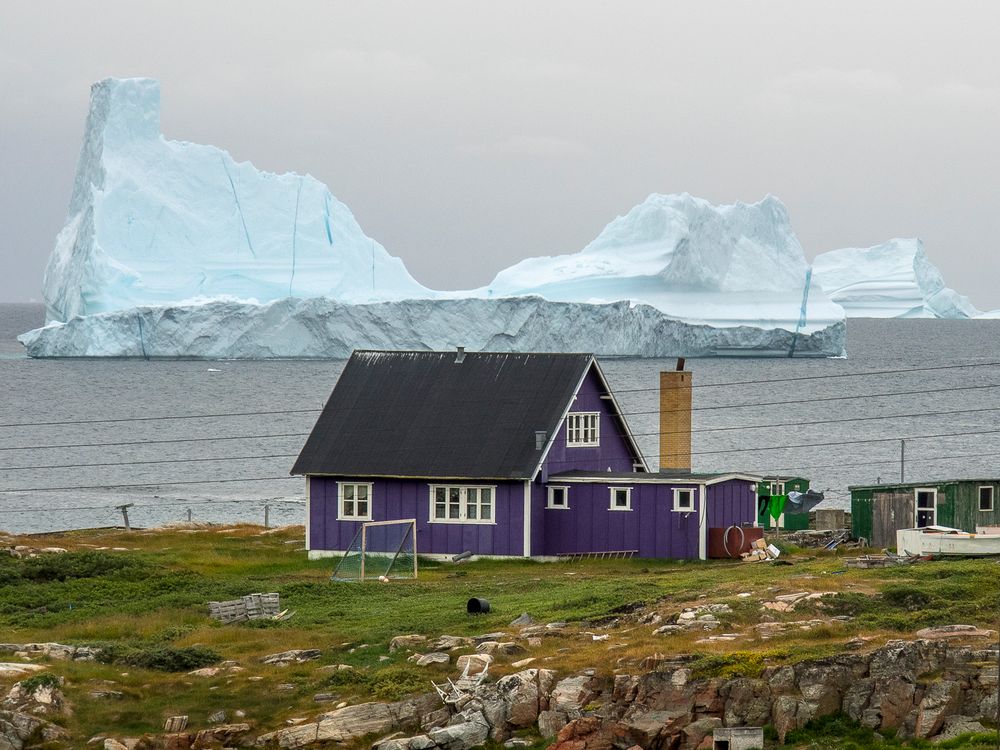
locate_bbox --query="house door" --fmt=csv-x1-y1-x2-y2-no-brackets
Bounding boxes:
915,489,936,527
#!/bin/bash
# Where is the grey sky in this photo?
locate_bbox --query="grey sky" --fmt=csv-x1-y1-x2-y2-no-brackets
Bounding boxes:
2,1,998,308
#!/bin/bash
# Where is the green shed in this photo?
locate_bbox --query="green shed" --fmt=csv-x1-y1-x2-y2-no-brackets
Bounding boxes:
757,476,811,531
850,478,1000,548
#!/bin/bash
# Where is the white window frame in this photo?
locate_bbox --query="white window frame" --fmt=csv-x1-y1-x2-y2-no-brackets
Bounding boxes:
337,482,373,521
673,487,695,512
770,481,785,496
609,486,632,511
978,485,994,512
547,486,570,510
566,412,600,447
914,488,937,527
428,485,496,524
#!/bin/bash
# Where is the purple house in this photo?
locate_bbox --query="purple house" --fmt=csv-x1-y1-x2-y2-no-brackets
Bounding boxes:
292,350,760,560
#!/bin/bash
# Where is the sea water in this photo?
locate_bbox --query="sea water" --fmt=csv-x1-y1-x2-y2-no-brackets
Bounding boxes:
3,303,1000,534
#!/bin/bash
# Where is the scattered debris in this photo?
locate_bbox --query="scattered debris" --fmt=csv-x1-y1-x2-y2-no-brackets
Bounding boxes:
208,592,292,623
915,625,996,640
163,715,188,732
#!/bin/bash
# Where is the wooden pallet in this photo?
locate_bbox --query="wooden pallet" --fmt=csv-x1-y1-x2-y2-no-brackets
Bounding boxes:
208,592,281,623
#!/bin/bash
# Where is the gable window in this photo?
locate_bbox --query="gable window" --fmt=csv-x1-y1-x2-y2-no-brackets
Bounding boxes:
609,486,632,511
770,481,785,496
338,482,373,521
673,487,695,512
430,485,494,524
915,489,937,527
547,486,569,509
979,486,994,512
566,413,600,447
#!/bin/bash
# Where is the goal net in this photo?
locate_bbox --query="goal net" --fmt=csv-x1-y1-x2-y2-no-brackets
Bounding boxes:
332,519,418,581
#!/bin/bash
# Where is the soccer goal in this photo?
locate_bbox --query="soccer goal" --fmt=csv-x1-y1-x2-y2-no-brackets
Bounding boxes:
332,519,418,581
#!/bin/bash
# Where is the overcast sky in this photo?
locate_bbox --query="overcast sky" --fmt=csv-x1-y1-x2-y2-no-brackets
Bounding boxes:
2,1,998,308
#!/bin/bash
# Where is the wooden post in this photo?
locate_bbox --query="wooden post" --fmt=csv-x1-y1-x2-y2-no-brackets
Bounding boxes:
187,508,192,523
412,520,418,579
264,503,270,529
900,439,905,483
360,524,367,581
116,503,134,532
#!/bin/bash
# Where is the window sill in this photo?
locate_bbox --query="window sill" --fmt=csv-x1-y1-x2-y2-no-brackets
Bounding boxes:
672,507,695,513
428,519,497,525
337,516,373,522
567,443,600,448
608,506,632,512
546,505,571,511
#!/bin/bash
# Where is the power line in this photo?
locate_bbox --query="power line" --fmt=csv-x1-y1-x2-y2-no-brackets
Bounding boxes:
0,475,300,495
688,426,1000,457
0,496,306,514
0,453,299,472
622,381,1000,417
769,448,1000,475
0,408,321,429
657,404,1000,436
0,432,309,453
609,359,1000,394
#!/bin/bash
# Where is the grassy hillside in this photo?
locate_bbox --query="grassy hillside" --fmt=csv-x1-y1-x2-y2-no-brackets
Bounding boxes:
0,525,998,746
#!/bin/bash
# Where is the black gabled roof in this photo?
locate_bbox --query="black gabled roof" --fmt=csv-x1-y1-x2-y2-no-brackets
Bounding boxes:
291,350,596,480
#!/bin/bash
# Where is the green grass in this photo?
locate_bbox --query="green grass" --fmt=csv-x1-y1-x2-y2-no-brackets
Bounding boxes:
783,713,1000,749
0,526,998,745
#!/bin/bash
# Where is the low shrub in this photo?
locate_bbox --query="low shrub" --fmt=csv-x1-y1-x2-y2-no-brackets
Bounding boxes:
19,672,61,693
324,665,429,701
97,644,221,672
18,551,147,583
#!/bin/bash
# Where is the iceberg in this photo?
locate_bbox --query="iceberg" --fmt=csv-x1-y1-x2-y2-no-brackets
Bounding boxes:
812,239,979,319
23,77,847,358
43,77,430,324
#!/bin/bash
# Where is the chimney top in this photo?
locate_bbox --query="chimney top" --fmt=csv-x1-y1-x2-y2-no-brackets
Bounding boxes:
675,357,686,371
455,346,466,364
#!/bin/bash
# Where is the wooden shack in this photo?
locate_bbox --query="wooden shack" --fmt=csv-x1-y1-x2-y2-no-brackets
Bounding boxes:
850,479,1000,548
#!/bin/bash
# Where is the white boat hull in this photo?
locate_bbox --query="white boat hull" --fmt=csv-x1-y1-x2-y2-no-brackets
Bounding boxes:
896,527,1000,556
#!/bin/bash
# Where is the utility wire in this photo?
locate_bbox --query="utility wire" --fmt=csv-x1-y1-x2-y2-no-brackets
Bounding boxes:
608,359,1000,393
0,475,300,495
0,408,321,429
769,448,1000,475
3,361,999,431
0,497,305,514
0,432,309,453
0,453,299,472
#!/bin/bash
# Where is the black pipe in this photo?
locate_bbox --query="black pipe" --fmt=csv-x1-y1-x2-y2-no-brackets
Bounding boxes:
467,597,490,615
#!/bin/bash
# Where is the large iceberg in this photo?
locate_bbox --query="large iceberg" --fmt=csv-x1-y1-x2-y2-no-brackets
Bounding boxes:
812,239,979,319
24,77,847,358
43,77,430,324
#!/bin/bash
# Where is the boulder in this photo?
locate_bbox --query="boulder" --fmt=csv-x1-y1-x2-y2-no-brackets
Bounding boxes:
456,654,493,675
261,649,321,665
434,636,474,651
509,613,534,627
390,635,428,652
194,722,250,746
495,670,540,727
538,709,567,738
914,679,961,738
428,709,490,750
414,653,450,667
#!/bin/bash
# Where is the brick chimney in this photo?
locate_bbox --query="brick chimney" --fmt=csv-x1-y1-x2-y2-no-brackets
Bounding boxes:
659,358,692,472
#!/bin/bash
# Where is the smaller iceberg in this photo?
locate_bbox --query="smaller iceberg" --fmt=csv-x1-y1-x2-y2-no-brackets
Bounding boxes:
812,239,979,319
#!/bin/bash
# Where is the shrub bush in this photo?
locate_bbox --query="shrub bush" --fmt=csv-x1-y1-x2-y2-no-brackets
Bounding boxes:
97,643,221,672
19,551,146,583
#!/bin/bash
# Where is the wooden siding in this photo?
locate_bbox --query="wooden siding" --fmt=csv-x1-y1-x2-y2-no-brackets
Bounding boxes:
871,490,914,548
937,481,1000,531
851,489,874,542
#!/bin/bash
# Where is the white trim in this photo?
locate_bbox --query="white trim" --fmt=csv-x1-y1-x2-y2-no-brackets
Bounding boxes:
672,487,695,512
532,362,593,480
978,485,994,512
554,472,764,485
523,481,531,558
428,484,497,524
305,476,311,551
530,357,651,481
337,481,373,521
698,482,708,561
914,487,938,527
608,486,632,511
546,485,570,509
309,549,567,562
565,412,601,447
